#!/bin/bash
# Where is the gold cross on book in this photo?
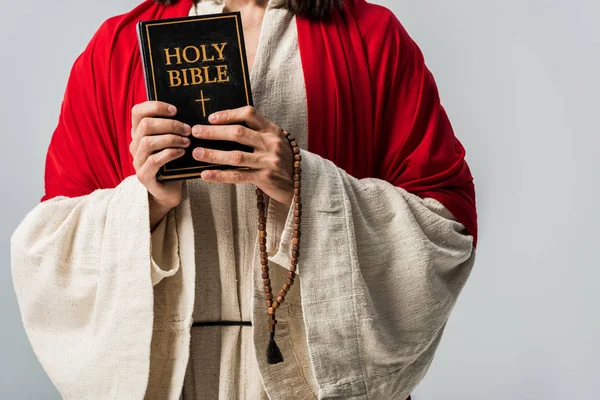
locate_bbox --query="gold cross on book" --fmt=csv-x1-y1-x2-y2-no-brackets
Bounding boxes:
195,90,211,117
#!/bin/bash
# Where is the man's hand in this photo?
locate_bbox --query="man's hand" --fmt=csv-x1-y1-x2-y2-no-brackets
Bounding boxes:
130,101,191,229
191,106,295,205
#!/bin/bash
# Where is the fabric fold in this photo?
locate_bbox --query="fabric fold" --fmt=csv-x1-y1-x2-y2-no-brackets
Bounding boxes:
11,176,155,399
266,197,296,271
146,182,196,400
150,208,181,286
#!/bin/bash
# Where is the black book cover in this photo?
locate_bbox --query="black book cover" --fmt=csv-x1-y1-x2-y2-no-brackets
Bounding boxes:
137,12,254,181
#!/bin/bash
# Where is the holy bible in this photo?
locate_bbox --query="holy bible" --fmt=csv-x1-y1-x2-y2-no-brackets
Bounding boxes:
137,12,254,181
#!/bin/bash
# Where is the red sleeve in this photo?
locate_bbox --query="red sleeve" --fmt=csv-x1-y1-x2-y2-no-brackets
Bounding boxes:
41,18,127,202
365,7,478,247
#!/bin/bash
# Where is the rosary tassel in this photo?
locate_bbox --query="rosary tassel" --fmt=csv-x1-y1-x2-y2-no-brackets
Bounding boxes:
266,330,284,364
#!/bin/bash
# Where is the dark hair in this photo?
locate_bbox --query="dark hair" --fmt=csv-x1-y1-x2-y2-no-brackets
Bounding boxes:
155,0,343,19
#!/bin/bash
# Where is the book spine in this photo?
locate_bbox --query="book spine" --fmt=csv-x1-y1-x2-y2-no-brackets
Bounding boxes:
137,22,166,180
137,22,157,102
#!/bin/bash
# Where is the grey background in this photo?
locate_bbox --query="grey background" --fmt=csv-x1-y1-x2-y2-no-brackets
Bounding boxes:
1,0,598,398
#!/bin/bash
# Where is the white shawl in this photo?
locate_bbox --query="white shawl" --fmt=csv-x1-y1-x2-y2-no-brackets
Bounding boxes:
12,147,475,399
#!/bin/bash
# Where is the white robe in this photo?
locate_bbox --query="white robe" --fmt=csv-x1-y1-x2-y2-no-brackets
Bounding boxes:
174,1,315,398
11,0,476,398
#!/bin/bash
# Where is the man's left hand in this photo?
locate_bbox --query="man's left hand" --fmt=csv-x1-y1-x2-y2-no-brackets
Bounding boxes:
191,106,294,205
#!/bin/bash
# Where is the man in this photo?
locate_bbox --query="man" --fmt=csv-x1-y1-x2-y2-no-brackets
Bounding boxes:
11,0,478,398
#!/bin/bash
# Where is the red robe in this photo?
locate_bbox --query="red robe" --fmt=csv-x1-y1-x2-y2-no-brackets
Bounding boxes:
38,0,476,397
42,0,477,247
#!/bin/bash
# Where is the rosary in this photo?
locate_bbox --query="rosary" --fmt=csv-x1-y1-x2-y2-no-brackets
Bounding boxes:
255,130,302,365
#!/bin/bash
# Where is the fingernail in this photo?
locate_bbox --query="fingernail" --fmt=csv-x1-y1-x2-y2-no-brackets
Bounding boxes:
209,113,219,123
182,138,190,146
168,105,177,114
194,148,204,158
183,124,191,134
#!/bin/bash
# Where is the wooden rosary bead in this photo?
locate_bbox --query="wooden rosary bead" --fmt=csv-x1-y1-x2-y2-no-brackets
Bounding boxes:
263,279,271,286
293,223,300,231
256,188,263,195
264,286,272,293
294,188,300,195
293,174,301,181
294,161,300,168
268,307,274,315
257,195,265,202
257,202,265,209
266,300,272,307
259,224,266,231
258,209,265,217
279,290,287,297
272,301,280,310
291,257,298,265
292,244,299,251
294,181,300,188
293,231,301,238
294,168,302,174
285,278,294,286
259,237,267,245
260,245,267,252
292,238,300,245
293,147,300,155
276,295,285,304
283,284,291,291
259,216,267,224
262,266,269,272
290,140,297,147
294,203,302,210
260,251,268,258
287,271,296,279
262,272,269,279
266,293,273,300
290,265,297,272
294,154,302,161
292,250,299,258
294,210,302,217
294,217,301,224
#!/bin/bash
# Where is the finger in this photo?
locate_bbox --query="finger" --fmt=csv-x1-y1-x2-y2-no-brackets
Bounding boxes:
192,147,258,168
132,101,177,130
136,118,191,139
200,168,257,184
131,118,191,157
208,106,274,132
139,148,186,183
135,134,191,169
191,124,260,148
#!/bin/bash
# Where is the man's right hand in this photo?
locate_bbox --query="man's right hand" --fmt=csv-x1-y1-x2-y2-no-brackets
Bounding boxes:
130,101,191,229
